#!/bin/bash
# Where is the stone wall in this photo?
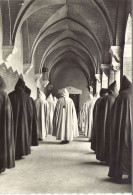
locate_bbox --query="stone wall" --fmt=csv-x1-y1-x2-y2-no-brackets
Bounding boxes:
49,66,91,110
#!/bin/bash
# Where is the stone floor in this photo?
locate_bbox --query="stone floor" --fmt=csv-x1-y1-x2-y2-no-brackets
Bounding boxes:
0,135,132,194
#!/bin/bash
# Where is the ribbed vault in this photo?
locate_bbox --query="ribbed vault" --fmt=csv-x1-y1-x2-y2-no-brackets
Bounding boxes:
1,0,131,86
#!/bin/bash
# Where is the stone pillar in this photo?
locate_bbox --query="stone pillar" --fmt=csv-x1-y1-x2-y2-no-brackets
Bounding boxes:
35,73,42,89
101,64,110,88
102,72,108,88
110,46,124,90
42,67,49,88
88,86,93,95
114,67,120,90
23,63,33,74
108,69,115,85
90,80,96,95
95,74,101,93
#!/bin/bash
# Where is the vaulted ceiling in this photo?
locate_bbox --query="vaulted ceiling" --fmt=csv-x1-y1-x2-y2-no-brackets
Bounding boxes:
1,0,131,83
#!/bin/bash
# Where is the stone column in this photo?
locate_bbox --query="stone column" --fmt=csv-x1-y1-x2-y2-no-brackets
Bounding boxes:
42,68,49,88
113,66,120,90
108,68,115,85
23,63,33,74
110,46,124,90
95,74,101,93
35,73,42,89
101,64,110,88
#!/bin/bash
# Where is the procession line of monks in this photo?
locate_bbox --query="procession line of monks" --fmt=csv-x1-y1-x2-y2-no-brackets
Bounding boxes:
0,76,79,174
0,74,132,184
78,76,132,182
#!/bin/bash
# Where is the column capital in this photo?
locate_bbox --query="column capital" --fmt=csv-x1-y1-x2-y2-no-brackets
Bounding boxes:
35,73,42,88
23,63,33,74
110,46,124,72
112,63,120,72
42,71,49,88
42,79,49,88
110,46,124,62
95,74,101,83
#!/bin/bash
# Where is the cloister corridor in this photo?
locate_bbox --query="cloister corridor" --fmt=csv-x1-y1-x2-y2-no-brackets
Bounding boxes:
0,135,131,194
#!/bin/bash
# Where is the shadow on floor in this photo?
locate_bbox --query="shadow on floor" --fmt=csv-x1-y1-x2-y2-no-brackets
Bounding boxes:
0,172,7,176
81,161,108,166
102,177,132,185
15,157,26,161
39,141,61,145
85,152,96,155
73,140,89,142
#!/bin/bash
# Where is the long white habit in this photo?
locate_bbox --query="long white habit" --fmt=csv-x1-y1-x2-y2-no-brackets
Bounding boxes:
47,94,55,135
35,91,48,139
83,94,95,138
78,102,86,132
53,89,79,141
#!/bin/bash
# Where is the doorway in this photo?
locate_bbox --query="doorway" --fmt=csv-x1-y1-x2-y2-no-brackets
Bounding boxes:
69,94,79,116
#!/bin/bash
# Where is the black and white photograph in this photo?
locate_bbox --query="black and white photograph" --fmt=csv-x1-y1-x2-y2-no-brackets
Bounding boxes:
0,0,132,194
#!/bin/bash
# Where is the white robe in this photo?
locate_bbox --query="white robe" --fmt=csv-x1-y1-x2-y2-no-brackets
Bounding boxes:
53,96,79,141
35,98,46,139
78,103,86,132
83,99,95,138
47,95,55,135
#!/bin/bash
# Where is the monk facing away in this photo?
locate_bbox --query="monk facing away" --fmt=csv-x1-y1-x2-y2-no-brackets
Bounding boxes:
53,88,79,144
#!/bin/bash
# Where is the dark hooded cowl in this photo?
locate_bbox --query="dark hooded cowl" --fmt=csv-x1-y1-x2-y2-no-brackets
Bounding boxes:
100,88,109,97
15,77,25,91
95,81,118,163
91,88,109,152
119,75,132,92
0,76,15,172
108,76,132,178
25,86,38,146
108,81,118,94
25,86,31,96
8,79,31,159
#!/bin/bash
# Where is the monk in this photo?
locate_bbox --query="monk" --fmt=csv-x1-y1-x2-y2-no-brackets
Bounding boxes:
25,86,38,146
35,91,48,140
0,75,15,173
91,88,109,152
47,94,55,135
96,81,118,163
9,78,31,160
108,76,132,181
83,94,95,139
53,88,79,143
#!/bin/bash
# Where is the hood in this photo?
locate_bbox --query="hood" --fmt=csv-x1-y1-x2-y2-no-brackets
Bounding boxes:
0,75,6,90
53,96,58,102
47,93,53,101
100,88,109,97
94,92,100,99
25,86,31,96
88,94,93,100
108,81,118,94
15,78,25,91
39,91,46,101
62,88,69,98
119,75,132,92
